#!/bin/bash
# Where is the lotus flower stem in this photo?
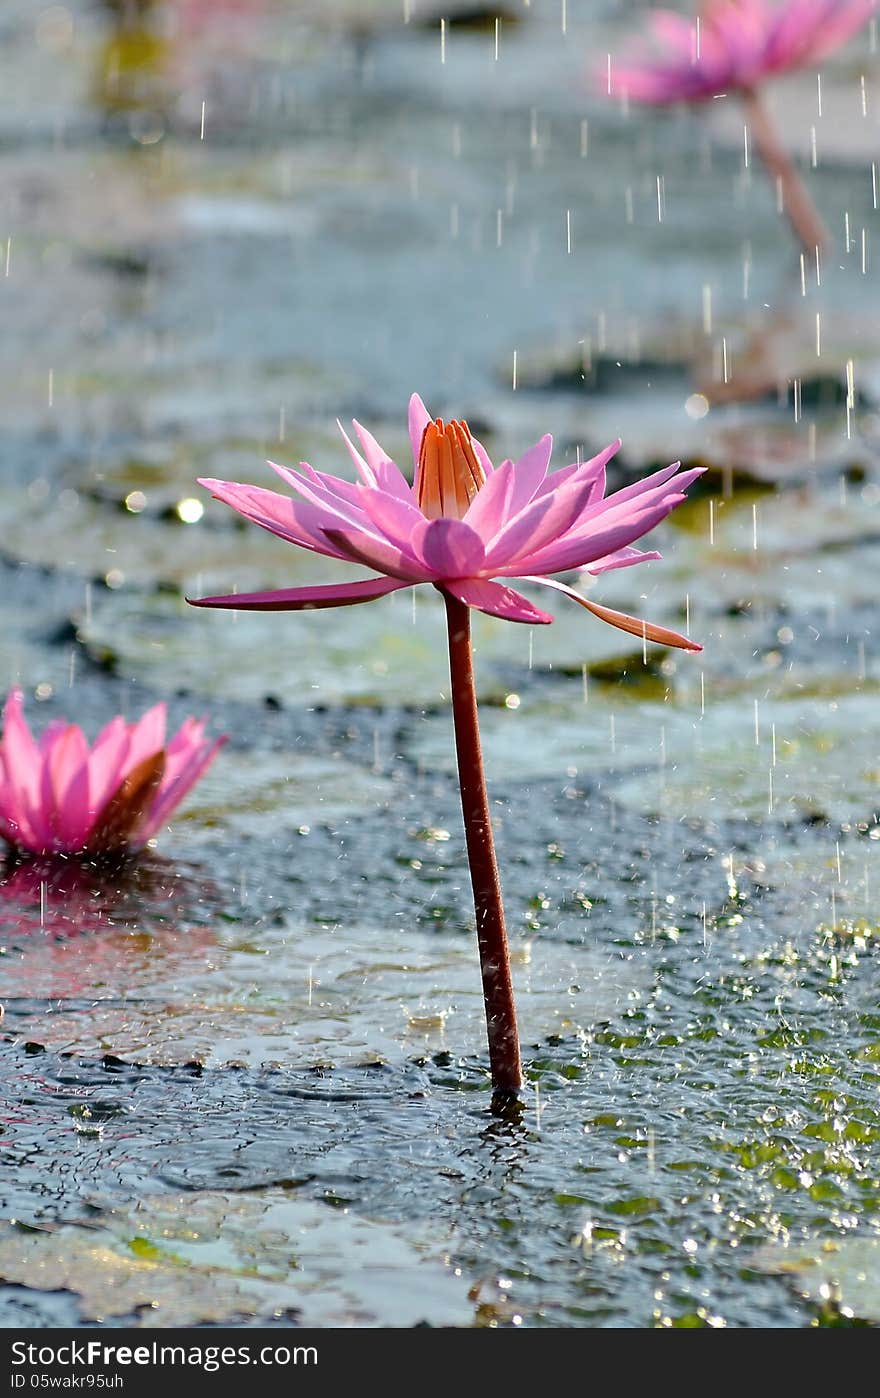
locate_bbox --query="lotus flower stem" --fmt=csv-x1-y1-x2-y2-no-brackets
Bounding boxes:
444,590,522,1095
742,86,830,257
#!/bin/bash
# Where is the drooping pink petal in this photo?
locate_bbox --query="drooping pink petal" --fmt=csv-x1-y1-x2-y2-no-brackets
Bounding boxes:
188,577,411,611
442,578,554,625
519,576,700,651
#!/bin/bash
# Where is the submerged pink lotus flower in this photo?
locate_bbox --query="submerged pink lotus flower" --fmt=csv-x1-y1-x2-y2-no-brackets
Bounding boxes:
0,690,225,859
190,393,703,648
610,0,876,105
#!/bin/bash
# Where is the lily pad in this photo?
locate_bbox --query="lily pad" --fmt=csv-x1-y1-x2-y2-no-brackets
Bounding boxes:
0,1191,471,1327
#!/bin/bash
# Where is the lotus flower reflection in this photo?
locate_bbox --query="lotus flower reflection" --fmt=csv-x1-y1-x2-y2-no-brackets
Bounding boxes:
0,690,225,859
191,396,703,1095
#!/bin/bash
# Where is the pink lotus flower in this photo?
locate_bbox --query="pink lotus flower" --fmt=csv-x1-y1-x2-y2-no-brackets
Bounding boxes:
0,690,225,859
190,393,703,648
610,0,876,105
190,395,703,1096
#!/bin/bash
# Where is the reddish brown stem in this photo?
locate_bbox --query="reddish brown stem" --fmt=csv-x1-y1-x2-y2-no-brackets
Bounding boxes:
742,87,830,258
443,590,522,1095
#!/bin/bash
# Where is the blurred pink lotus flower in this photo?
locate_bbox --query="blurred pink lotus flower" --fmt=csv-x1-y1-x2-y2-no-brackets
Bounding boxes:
610,0,876,105
0,690,225,859
607,1,875,256
190,393,703,648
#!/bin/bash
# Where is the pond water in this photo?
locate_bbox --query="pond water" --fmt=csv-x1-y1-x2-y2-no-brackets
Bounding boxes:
2,0,880,1328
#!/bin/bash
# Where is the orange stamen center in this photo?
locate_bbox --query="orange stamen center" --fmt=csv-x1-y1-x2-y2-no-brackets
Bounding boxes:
416,418,487,520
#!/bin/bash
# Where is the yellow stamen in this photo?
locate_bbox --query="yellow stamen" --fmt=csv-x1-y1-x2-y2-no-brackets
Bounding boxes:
416,417,487,519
